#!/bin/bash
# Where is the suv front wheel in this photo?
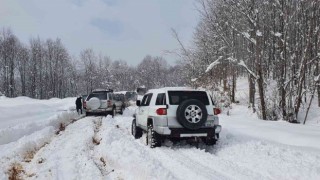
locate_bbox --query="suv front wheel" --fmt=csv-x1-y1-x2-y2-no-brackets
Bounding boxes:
132,119,142,139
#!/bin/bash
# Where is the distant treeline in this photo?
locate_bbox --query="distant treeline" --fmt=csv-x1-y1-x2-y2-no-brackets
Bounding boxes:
0,28,186,99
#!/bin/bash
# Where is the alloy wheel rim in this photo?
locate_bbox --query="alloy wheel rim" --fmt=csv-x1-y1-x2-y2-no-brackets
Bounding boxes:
184,105,202,123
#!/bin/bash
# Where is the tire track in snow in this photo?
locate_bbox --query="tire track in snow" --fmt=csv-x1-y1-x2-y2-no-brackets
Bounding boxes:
96,116,178,180
104,116,230,179
1,115,86,179
90,117,117,178
100,116,235,179
22,116,103,179
107,114,320,180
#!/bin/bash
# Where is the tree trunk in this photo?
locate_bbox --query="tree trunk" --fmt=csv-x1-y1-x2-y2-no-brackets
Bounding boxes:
231,74,236,103
248,75,255,112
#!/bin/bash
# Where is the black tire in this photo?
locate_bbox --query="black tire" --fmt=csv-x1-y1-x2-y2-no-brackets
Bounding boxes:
146,125,161,148
86,112,90,116
120,105,125,115
119,109,123,115
203,137,216,146
131,119,142,139
176,99,208,130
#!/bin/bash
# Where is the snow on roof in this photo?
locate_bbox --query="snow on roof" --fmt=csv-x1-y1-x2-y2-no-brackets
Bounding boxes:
147,87,205,94
114,91,127,94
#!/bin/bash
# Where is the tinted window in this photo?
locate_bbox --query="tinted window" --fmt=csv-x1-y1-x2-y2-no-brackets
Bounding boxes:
114,94,124,101
141,93,153,106
125,92,136,99
119,94,125,101
155,93,166,105
87,92,109,100
168,91,209,105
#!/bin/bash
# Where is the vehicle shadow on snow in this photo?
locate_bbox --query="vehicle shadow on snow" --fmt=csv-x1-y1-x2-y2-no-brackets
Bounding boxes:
159,128,263,154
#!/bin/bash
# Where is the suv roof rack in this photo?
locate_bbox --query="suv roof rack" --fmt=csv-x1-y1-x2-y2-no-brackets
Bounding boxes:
92,89,113,93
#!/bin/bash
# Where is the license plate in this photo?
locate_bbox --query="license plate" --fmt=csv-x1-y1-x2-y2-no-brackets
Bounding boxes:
205,121,214,127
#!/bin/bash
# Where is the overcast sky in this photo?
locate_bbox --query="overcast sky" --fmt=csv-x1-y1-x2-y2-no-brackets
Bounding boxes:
0,0,199,65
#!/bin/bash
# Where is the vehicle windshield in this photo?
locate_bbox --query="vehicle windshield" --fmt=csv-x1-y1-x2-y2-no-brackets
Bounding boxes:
168,91,209,105
87,93,109,100
125,92,136,100
114,94,124,101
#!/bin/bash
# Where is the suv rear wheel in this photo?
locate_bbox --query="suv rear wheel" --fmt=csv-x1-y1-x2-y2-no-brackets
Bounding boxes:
132,119,142,139
119,105,125,115
176,99,208,130
203,137,216,146
146,125,161,148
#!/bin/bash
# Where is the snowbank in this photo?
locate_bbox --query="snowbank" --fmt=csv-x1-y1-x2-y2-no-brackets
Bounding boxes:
0,96,79,179
0,97,77,145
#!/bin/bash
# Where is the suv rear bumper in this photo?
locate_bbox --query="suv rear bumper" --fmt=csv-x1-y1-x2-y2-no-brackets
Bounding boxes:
154,125,221,138
86,108,113,113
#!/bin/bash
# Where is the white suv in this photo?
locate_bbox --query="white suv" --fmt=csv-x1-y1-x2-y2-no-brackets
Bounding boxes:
131,87,222,148
84,89,116,116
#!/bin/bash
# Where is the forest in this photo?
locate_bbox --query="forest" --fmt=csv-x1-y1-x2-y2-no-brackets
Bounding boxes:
174,0,320,122
1,0,320,122
0,28,186,99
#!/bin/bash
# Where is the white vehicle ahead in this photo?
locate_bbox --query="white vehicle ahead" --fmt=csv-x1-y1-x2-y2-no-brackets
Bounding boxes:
84,89,116,116
131,87,222,148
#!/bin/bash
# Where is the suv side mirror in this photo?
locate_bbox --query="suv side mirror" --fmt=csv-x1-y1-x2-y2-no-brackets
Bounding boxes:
136,100,141,106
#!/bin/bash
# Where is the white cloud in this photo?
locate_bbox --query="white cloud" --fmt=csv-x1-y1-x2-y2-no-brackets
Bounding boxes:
0,0,199,65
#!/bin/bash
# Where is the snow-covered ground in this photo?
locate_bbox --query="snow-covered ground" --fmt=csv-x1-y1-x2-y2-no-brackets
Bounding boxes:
0,80,319,179
0,96,78,145
0,96,79,179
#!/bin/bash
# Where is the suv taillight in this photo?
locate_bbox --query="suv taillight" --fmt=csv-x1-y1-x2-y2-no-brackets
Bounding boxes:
214,108,221,115
83,101,86,108
107,100,112,106
156,108,167,115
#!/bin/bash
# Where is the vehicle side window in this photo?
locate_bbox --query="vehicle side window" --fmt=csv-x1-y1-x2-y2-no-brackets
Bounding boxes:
141,95,148,105
155,93,166,105
141,93,153,106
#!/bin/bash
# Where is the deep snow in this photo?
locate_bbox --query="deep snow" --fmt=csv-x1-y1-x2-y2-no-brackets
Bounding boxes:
17,111,319,180
0,80,319,179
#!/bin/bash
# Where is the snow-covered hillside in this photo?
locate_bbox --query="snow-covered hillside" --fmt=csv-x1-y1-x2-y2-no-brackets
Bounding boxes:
0,96,79,179
0,96,77,145
0,83,319,179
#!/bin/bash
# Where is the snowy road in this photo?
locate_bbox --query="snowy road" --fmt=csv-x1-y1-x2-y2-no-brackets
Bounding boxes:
1,96,319,179
8,113,318,180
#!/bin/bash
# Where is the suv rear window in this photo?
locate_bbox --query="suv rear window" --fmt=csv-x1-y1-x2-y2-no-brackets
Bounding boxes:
155,93,166,105
114,94,124,101
168,91,209,105
87,92,109,100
